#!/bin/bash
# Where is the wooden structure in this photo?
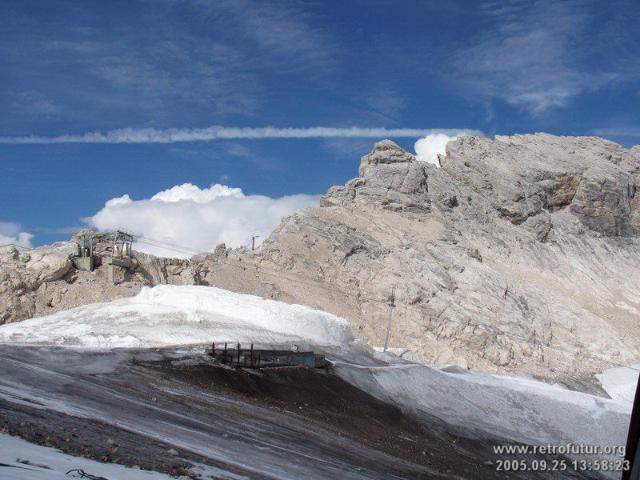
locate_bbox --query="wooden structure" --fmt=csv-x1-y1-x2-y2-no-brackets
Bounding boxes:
209,342,328,369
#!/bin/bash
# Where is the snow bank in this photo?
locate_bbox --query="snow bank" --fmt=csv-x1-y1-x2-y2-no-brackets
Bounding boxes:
337,363,631,465
596,365,640,405
0,432,175,480
0,285,354,349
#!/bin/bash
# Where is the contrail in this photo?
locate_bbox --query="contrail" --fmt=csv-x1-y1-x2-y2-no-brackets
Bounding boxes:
0,126,482,144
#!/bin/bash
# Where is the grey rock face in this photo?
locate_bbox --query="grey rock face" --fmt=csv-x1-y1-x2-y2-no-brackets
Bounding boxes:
322,140,431,213
208,134,640,381
442,134,640,236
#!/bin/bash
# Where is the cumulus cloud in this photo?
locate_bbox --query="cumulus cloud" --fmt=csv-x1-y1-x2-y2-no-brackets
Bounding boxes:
0,222,34,248
86,183,319,258
0,126,481,144
414,133,466,166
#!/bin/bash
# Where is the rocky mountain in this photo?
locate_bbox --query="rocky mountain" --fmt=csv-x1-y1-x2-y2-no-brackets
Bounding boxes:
0,232,192,323
202,134,640,381
2,133,640,382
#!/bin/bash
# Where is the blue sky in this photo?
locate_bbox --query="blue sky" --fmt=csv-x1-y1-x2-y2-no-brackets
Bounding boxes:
1,0,639,249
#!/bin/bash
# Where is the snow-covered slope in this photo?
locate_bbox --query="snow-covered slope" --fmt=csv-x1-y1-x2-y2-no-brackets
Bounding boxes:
0,284,633,470
0,285,353,349
337,362,630,463
0,432,175,480
596,365,640,404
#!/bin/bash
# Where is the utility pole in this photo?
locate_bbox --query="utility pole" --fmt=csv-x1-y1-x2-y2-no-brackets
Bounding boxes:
251,235,260,251
383,286,396,352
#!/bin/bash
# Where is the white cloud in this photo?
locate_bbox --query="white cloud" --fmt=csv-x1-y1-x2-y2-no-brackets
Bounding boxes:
592,127,640,140
150,183,243,203
0,126,482,144
451,1,621,114
0,222,34,248
11,90,59,116
414,130,484,166
414,133,459,166
86,183,319,258
212,0,332,69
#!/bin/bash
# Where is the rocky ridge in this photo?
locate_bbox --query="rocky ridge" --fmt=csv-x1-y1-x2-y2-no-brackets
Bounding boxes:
2,133,640,381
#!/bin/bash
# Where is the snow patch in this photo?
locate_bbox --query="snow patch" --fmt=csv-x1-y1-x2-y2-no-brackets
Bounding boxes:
0,432,175,480
596,365,640,405
337,362,631,464
0,285,354,349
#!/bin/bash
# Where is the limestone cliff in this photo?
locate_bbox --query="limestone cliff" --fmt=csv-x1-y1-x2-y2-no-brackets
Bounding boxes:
204,134,640,379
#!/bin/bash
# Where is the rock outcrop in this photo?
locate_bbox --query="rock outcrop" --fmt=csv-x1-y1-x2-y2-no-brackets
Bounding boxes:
322,140,431,213
2,133,640,382
0,231,192,324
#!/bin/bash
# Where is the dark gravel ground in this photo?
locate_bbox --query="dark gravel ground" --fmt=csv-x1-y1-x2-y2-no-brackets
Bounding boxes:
0,346,605,479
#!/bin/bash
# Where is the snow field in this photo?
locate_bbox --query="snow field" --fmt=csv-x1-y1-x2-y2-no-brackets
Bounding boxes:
0,285,353,349
0,432,176,480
